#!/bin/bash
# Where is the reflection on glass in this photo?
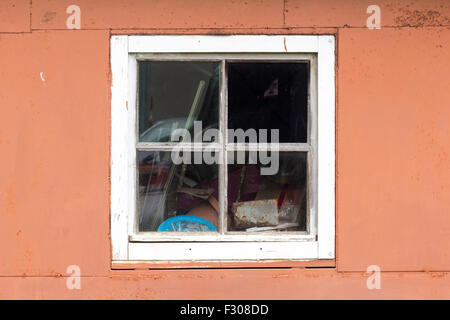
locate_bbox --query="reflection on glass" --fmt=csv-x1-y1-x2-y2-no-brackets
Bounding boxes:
227,152,307,232
138,151,219,232
228,62,309,143
138,61,220,143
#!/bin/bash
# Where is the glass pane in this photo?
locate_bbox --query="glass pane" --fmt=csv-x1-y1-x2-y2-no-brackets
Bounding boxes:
138,61,220,143
138,151,219,232
227,151,307,232
227,62,309,143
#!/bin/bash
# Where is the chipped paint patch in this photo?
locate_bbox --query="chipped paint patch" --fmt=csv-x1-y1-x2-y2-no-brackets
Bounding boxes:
395,9,450,27
41,11,56,24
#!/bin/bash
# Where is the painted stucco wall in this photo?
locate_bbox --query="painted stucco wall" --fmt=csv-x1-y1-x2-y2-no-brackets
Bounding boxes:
0,0,449,299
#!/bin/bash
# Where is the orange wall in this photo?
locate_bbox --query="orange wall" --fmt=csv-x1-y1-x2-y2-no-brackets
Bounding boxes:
0,0,449,299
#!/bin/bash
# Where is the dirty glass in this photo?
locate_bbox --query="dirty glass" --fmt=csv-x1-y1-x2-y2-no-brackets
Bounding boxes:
227,62,309,143
138,151,219,232
138,61,220,143
226,152,307,232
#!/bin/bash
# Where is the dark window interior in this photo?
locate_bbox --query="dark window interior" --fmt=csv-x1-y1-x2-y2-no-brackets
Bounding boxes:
227,62,309,143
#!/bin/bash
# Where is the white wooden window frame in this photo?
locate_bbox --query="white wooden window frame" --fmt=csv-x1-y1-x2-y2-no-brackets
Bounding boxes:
110,35,335,262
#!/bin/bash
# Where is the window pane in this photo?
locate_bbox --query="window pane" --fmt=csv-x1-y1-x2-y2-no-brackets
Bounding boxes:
227,151,307,232
138,61,220,143
138,151,219,232
227,62,309,143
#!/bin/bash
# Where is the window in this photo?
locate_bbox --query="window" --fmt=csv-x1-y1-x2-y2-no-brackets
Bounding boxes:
111,35,335,262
